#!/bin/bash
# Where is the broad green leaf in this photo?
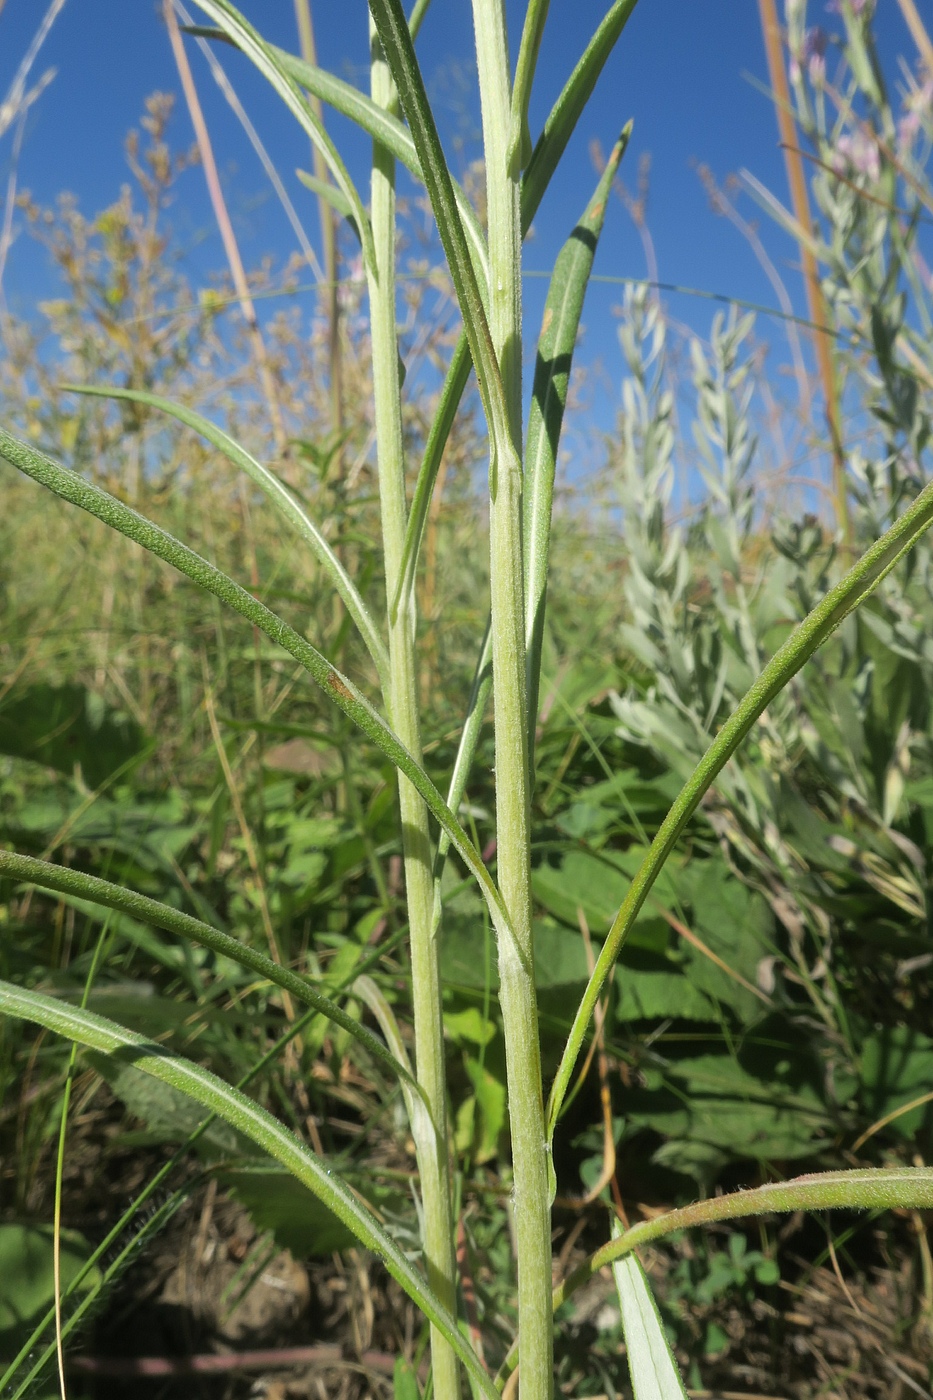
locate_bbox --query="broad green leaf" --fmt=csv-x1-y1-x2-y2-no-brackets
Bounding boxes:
219,1167,358,1256
524,127,630,750
0,426,505,933
0,682,146,787
0,1225,100,1343
65,386,390,691
548,470,933,1139
612,1246,689,1400
860,1025,933,1139
0,979,498,1400
189,0,376,273
0,849,424,1104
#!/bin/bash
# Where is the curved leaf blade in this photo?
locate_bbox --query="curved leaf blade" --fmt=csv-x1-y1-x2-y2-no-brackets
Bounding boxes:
0,425,505,932
64,386,390,691
547,474,933,1138
0,849,424,1105
366,0,510,465
0,981,498,1400
188,0,376,273
612,1245,689,1400
524,124,630,752
522,0,640,231
556,1167,933,1311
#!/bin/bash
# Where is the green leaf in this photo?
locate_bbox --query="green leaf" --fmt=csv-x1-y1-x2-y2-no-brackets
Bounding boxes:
0,979,498,1400
296,168,361,241
860,1026,933,1139
189,0,375,273
508,0,550,176
219,1166,358,1256
366,0,512,470
522,0,640,229
524,127,630,751
0,848,425,1103
64,386,390,692
391,333,473,624
548,469,933,1140
612,1245,689,1400
0,426,504,932
0,1225,100,1343
394,1356,422,1400
0,682,147,787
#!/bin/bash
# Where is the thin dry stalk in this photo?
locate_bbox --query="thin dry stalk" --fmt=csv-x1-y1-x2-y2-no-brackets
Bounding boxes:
757,0,849,541
163,0,288,455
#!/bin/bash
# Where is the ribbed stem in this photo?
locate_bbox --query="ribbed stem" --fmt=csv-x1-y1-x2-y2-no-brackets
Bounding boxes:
367,22,460,1400
472,3,553,1398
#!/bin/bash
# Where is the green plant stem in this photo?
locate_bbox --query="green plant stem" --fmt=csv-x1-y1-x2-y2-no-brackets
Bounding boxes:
555,1167,933,1308
473,4,552,1399
366,24,458,1400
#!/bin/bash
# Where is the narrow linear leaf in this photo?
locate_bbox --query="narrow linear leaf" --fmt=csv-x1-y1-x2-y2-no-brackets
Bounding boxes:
0,981,498,1400
392,0,641,607
556,1167,933,1310
64,386,390,691
431,620,493,933
188,0,376,273
0,425,505,932
366,0,511,468
547,472,933,1138
508,0,550,177
391,333,473,623
191,32,490,289
522,0,640,229
0,849,424,1106
524,124,630,752
354,975,434,1160
612,1245,689,1400
297,169,360,241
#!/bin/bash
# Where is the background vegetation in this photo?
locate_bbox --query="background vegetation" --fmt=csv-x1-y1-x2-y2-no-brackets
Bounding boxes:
5,0,933,1395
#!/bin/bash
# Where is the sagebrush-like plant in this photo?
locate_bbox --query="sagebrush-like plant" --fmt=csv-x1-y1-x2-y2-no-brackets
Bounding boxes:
4,3,933,1397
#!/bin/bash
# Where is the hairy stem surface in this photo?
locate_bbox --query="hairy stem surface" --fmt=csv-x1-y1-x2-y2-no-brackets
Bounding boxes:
473,3,553,1397
366,22,459,1400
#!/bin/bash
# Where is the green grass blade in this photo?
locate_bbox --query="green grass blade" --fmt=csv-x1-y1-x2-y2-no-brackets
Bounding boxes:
390,333,473,623
612,1243,689,1400
0,849,424,1106
393,0,643,604
508,0,551,176
188,0,375,273
0,425,506,931
0,981,498,1400
297,169,360,241
522,0,640,232
557,1168,933,1310
431,619,493,924
64,386,391,692
547,474,933,1140
366,0,511,468
524,125,630,754
230,39,489,288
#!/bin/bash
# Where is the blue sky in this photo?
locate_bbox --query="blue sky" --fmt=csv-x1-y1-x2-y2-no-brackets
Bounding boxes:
0,0,919,451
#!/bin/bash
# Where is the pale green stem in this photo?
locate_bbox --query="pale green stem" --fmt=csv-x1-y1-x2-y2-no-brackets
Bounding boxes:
366,23,459,1400
473,4,553,1399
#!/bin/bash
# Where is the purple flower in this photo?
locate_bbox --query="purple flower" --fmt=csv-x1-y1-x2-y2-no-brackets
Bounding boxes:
832,131,880,180
791,26,827,84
